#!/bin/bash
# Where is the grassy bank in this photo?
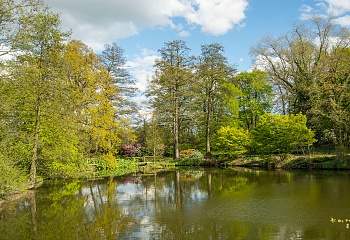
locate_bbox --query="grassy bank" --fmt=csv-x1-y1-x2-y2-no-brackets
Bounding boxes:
224,154,350,170
2,154,349,201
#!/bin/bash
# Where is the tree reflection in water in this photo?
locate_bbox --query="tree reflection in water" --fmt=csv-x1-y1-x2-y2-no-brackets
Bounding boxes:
1,169,350,239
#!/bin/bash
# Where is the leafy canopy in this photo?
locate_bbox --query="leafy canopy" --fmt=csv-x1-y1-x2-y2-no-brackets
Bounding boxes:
214,126,251,157
251,113,316,154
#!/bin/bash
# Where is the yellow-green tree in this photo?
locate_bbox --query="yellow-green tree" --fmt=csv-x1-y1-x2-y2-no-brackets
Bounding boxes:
251,113,316,157
63,40,129,165
5,6,72,186
214,126,251,158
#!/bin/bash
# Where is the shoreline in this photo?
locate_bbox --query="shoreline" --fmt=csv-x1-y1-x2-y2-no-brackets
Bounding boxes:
1,154,348,205
223,154,350,170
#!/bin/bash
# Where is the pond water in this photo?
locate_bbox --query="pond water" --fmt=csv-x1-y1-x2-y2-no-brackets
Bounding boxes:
1,168,350,239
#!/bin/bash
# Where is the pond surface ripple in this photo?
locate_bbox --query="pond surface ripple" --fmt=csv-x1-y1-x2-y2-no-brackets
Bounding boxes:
1,168,350,239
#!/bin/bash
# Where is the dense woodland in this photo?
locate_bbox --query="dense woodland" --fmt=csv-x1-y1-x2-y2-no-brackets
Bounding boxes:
1,0,350,195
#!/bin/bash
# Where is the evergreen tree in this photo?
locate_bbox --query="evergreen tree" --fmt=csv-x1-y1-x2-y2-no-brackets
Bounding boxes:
146,40,194,160
100,42,137,118
196,43,235,155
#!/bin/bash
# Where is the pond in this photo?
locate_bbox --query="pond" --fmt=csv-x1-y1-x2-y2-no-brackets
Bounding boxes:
1,168,350,239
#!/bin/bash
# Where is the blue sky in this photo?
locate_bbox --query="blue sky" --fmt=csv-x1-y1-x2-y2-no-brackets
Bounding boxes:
45,0,350,93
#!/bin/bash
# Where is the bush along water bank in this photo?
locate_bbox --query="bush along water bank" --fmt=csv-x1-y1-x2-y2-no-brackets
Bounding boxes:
224,154,350,170
2,153,349,201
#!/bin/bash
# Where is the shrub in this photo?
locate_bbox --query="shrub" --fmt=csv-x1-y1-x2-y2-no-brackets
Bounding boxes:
180,149,195,158
86,158,138,177
251,113,316,156
179,149,204,165
120,143,144,157
214,126,251,158
0,157,28,197
47,161,80,179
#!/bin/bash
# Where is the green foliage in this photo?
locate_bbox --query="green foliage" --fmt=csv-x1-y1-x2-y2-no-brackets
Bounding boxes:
179,149,204,165
3,4,72,184
234,70,274,130
48,180,82,201
0,2,138,194
214,126,251,158
0,157,28,197
63,40,134,157
145,114,165,159
146,40,195,159
44,161,81,179
251,113,317,156
86,158,138,177
251,17,350,146
196,43,236,154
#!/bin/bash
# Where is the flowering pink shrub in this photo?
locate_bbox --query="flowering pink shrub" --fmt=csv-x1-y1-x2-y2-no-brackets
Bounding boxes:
120,143,144,157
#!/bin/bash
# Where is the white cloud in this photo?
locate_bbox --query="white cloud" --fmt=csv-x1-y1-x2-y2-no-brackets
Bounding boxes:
71,21,139,50
300,4,314,14
335,15,350,27
45,0,248,50
0,45,14,60
179,31,191,37
299,1,350,27
185,0,248,35
324,0,350,16
125,49,159,107
321,0,350,27
127,48,159,92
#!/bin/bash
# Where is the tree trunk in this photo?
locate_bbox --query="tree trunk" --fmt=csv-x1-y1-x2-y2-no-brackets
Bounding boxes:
206,100,211,155
175,171,181,208
153,145,156,165
29,100,40,189
29,191,37,238
207,172,212,198
173,97,180,160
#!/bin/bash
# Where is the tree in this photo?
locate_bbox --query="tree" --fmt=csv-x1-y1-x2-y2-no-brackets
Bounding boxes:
63,40,129,162
5,6,71,186
214,126,250,158
0,1,49,191
251,113,316,157
61,40,98,156
251,16,329,115
234,70,274,131
307,47,350,147
99,42,136,147
85,70,123,158
196,43,236,155
147,40,194,160
0,0,43,56
100,42,137,119
145,114,164,163
251,16,350,146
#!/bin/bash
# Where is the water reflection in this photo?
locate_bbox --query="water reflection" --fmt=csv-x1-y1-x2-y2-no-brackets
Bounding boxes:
1,168,350,239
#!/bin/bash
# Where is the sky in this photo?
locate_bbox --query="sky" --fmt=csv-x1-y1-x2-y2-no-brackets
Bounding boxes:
44,0,350,95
